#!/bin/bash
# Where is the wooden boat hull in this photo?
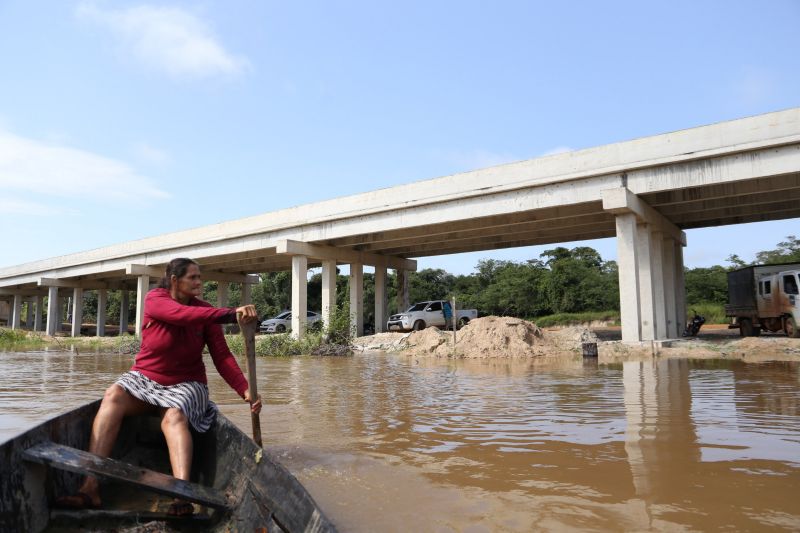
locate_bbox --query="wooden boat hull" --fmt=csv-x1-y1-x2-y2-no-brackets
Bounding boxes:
0,399,337,532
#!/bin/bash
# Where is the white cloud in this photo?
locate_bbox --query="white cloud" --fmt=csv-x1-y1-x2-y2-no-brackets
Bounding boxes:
0,131,170,215
76,2,251,79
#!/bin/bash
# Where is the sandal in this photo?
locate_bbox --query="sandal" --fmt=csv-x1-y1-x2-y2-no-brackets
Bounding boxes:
167,500,195,517
55,492,100,509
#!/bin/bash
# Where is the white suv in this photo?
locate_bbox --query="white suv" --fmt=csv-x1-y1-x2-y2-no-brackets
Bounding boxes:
259,310,322,333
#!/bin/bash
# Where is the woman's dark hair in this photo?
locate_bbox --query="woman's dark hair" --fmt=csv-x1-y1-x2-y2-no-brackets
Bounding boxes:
158,258,199,289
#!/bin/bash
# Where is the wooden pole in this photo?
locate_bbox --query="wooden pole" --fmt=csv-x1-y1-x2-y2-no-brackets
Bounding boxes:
451,296,457,345
238,314,262,447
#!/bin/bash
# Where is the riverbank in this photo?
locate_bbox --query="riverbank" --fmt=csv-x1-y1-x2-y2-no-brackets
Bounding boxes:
352,316,800,362
3,318,799,362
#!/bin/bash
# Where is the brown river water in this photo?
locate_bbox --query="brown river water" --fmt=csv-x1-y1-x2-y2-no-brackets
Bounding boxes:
1,349,799,532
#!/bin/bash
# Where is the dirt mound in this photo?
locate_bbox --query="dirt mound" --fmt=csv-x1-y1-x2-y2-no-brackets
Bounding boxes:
401,316,596,358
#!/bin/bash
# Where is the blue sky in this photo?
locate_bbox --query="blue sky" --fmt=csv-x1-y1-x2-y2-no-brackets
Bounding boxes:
1,1,798,274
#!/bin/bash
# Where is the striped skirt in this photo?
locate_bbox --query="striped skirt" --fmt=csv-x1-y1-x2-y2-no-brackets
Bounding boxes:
115,371,217,433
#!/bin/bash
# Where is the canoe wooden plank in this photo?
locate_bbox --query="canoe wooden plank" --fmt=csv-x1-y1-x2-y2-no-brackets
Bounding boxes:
22,441,230,510
51,508,212,523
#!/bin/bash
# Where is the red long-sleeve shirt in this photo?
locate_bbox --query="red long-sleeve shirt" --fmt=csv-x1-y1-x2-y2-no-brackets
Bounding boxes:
130,288,249,397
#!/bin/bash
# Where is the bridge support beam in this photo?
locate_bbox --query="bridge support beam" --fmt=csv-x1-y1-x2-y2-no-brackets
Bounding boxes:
375,266,387,333
11,294,22,330
350,263,364,337
651,232,667,339
46,287,59,336
675,244,687,337
396,269,410,314
34,295,43,332
97,289,107,337
636,223,657,341
321,260,337,332
135,275,149,337
120,290,129,336
662,240,678,338
603,187,687,342
71,288,84,337
615,213,642,342
291,255,308,339
26,298,34,328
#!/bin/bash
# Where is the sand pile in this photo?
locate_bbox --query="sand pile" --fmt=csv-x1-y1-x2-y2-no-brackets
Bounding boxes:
400,316,597,358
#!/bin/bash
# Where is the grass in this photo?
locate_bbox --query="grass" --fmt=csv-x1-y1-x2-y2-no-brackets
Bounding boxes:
0,328,141,353
531,310,621,328
685,302,727,324
225,331,331,357
0,328,47,351
3,304,352,357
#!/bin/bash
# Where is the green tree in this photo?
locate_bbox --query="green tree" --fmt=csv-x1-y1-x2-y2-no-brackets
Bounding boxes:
540,247,618,313
755,235,800,264
684,265,728,305
409,268,455,303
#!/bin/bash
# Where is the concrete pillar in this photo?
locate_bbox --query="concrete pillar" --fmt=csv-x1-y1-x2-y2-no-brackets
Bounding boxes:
71,288,83,337
11,294,22,330
217,283,229,307
674,242,687,335
375,266,388,333
651,232,667,340
96,289,107,337
662,239,677,338
34,295,43,331
396,269,410,313
291,255,308,339
135,275,149,337
350,263,364,337
321,260,337,331
636,223,657,341
46,287,59,336
120,290,130,336
26,298,35,328
241,282,252,305
615,213,642,342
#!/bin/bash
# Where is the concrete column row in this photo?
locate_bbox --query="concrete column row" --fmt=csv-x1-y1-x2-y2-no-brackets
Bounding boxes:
285,256,411,339
615,217,686,342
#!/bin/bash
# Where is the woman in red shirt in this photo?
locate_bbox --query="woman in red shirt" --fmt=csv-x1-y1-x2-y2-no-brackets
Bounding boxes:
57,258,262,516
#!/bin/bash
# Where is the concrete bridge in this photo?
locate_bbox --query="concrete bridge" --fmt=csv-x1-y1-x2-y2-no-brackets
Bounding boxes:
1,108,799,343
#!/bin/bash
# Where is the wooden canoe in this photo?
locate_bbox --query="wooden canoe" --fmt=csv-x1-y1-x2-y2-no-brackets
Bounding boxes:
0,399,337,532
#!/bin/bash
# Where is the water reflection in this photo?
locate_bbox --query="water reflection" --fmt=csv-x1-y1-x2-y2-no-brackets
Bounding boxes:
1,350,799,531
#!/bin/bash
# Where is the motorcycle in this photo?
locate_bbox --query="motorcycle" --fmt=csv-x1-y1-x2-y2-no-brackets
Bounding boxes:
682,310,706,337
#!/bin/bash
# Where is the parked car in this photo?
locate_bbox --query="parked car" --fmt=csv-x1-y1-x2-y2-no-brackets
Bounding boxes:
387,300,478,332
259,310,322,334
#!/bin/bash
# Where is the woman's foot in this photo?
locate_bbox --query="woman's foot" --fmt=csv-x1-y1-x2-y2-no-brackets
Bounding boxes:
167,500,195,517
55,491,101,509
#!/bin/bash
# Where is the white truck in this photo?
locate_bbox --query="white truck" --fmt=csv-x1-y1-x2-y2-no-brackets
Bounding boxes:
387,300,478,332
725,263,800,337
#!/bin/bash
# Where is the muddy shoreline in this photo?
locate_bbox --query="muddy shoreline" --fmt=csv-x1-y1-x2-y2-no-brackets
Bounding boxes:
352,317,800,362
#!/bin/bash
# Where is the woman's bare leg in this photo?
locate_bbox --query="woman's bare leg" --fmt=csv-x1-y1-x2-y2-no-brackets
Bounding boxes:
160,407,195,515
76,384,155,504
160,407,193,481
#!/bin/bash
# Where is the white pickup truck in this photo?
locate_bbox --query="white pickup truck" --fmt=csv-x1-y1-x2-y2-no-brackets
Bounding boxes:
387,300,478,331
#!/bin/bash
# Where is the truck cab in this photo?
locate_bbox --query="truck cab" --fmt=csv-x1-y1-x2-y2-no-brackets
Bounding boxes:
726,263,800,337
756,270,800,336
